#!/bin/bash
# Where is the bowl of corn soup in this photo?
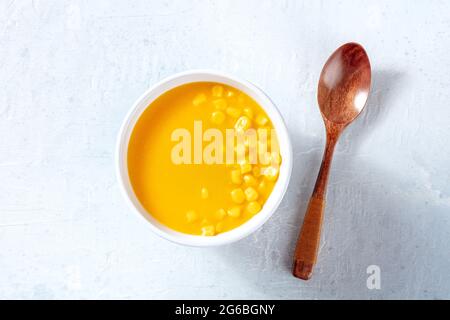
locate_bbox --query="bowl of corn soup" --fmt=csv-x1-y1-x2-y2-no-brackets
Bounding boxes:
116,70,292,246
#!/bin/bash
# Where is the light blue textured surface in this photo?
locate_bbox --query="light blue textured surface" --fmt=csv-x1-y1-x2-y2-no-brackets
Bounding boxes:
0,0,449,299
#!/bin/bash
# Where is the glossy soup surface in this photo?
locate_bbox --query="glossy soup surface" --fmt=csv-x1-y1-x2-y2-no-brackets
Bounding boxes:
128,82,281,236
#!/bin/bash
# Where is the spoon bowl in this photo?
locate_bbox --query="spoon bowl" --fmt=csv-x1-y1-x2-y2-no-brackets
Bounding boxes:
292,43,371,280
318,43,371,125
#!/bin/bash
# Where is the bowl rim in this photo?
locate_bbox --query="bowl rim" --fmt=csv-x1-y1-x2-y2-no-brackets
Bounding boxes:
116,69,293,246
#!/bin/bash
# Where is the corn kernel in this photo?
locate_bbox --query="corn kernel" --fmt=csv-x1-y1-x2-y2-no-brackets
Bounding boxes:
226,107,241,118
234,116,252,131
213,99,227,110
215,208,226,220
244,187,259,201
211,111,225,124
216,221,224,233
240,162,252,174
201,187,209,199
201,225,215,236
231,169,242,184
227,90,235,98
263,166,279,181
245,137,256,161
227,206,241,218
231,188,245,204
243,135,251,148
271,152,282,165
186,210,198,223
252,166,261,177
258,140,269,153
260,153,272,166
257,127,270,140
255,114,269,126
258,180,267,192
192,93,207,106
258,141,271,165
247,201,261,215
212,85,223,97
243,174,258,187
243,107,254,119
235,144,247,158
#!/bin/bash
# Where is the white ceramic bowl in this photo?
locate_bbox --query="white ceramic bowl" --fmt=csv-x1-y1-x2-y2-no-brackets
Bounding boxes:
116,70,292,246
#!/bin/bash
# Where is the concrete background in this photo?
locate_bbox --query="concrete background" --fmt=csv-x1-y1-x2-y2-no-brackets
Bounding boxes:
0,0,449,299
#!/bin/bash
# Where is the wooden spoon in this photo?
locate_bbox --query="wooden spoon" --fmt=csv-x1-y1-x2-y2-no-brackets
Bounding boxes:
292,43,372,280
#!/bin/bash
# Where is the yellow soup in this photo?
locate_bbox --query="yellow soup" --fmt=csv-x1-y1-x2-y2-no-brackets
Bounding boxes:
128,82,281,236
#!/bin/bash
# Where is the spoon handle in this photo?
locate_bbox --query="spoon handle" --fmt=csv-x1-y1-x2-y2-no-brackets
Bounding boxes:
293,132,338,280
292,195,325,280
